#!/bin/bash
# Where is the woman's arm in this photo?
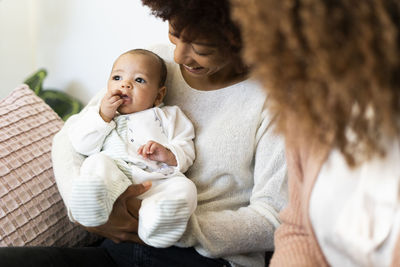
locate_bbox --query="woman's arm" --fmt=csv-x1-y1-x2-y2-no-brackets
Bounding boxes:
270,124,330,266
177,104,288,258
52,89,105,208
270,145,319,266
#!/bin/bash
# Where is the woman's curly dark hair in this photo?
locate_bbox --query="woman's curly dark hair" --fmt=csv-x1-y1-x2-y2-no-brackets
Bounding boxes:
142,0,246,73
233,0,400,166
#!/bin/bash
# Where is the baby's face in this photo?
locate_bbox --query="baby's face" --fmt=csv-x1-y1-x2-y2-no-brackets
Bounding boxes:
107,52,162,114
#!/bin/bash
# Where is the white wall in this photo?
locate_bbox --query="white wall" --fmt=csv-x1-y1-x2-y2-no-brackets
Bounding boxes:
0,0,168,103
0,0,35,99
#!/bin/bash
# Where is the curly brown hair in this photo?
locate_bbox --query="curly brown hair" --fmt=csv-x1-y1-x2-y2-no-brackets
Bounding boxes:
232,0,400,166
142,0,246,73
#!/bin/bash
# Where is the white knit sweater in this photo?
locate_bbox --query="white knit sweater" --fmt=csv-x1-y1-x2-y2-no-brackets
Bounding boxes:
52,44,288,267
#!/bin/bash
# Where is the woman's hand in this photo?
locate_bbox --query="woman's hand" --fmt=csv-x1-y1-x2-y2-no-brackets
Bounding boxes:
84,182,152,244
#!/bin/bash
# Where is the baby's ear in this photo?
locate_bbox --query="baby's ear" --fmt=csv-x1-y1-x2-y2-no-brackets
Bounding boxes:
154,86,167,106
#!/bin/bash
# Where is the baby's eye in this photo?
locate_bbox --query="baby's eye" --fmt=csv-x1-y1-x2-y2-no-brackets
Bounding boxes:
135,77,145,83
112,75,121,81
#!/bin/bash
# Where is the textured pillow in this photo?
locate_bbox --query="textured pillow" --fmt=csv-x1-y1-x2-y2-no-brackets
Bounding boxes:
0,84,97,246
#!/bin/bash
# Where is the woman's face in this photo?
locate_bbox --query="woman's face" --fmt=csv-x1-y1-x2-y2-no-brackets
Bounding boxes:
168,23,233,82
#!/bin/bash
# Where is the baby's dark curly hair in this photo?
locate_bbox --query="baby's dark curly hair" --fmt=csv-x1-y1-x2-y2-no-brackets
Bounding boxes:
233,0,400,166
142,0,246,73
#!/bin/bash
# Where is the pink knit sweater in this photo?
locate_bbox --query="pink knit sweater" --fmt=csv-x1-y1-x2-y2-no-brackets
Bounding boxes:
270,134,400,266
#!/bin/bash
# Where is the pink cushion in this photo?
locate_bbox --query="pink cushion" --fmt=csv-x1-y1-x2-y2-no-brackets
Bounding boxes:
0,84,97,246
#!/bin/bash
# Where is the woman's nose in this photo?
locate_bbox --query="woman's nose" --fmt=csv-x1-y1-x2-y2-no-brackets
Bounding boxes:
174,40,192,65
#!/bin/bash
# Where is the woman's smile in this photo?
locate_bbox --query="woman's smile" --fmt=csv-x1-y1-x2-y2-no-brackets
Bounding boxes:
182,64,205,74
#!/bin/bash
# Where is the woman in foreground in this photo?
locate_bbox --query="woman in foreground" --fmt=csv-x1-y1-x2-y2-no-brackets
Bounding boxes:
233,0,400,266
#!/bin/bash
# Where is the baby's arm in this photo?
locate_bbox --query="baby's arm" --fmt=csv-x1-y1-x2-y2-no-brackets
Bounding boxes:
68,89,124,155
137,141,177,166
154,106,195,173
68,106,116,156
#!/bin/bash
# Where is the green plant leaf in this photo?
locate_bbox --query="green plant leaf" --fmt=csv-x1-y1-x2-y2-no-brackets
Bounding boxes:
23,69,83,121
24,69,47,95
39,90,83,121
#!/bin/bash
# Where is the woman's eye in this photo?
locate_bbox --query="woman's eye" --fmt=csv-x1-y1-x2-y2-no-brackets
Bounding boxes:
194,50,213,56
112,75,121,81
135,77,145,83
192,47,214,56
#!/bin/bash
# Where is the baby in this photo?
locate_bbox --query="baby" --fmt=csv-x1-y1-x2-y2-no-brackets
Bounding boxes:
67,49,196,248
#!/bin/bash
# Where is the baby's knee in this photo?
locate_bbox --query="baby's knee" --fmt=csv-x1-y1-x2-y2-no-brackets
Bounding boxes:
170,176,197,195
80,153,117,177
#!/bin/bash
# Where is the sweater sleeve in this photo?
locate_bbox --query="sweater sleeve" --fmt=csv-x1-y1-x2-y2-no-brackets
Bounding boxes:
177,102,288,259
270,127,329,266
51,89,106,214
68,105,116,156
159,106,195,173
